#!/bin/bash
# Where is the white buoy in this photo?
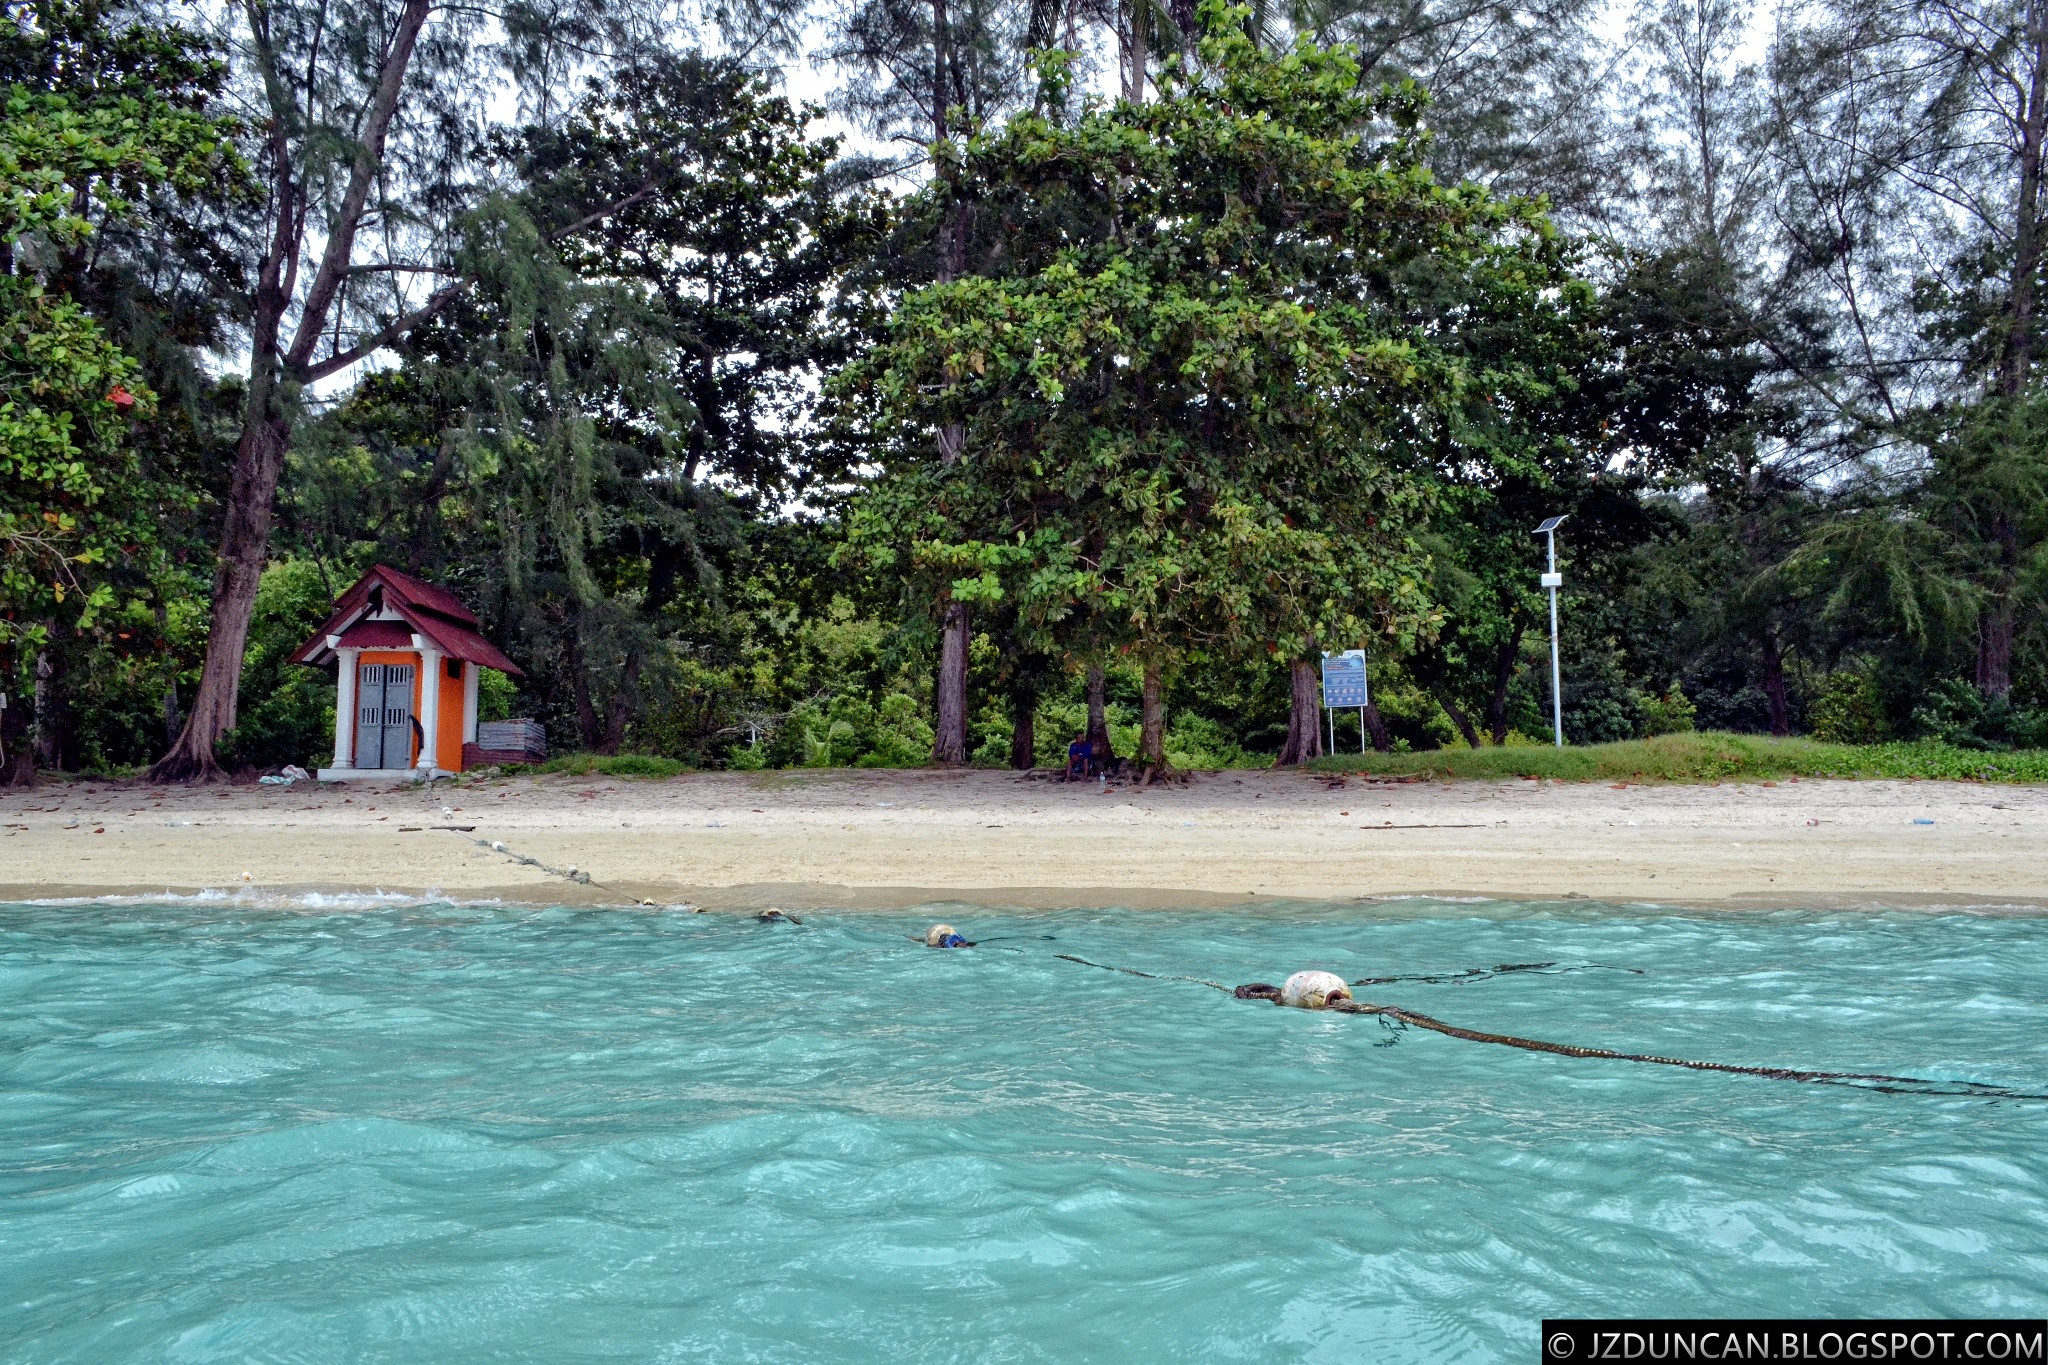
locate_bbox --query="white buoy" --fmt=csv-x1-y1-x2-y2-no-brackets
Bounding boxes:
1279,970,1352,1009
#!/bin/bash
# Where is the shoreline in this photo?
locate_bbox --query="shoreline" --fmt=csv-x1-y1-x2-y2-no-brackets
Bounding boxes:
8,882,2048,916
3,767,2043,911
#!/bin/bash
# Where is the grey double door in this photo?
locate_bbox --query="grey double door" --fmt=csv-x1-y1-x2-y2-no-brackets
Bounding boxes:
354,663,415,769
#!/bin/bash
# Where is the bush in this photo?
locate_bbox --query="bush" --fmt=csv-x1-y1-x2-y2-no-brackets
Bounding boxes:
1371,664,1460,750
1910,677,1985,745
1810,672,1890,744
1687,680,1780,734
760,691,934,768
1639,686,1697,736
1162,709,1261,769
1563,676,1644,745
1910,678,2048,750
478,669,521,723
533,753,689,778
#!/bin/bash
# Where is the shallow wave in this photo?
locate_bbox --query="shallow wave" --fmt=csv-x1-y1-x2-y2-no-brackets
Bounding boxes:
3,901,2046,1362
19,887,497,912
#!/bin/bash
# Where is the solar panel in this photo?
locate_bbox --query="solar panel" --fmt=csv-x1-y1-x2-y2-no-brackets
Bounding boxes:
1534,515,1567,533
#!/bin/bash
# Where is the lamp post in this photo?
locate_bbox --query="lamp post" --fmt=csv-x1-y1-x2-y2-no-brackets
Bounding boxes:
1535,516,1567,747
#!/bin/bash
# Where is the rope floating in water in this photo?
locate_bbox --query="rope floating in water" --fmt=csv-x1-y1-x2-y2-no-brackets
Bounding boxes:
1054,953,1230,992
1351,961,1643,986
1324,1000,2048,1101
1042,950,2047,1102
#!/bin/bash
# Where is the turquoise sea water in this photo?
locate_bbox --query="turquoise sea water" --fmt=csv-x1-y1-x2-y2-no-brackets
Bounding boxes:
4,898,2046,1363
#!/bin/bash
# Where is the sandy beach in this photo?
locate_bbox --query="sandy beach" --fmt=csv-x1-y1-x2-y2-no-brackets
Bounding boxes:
1,767,2042,910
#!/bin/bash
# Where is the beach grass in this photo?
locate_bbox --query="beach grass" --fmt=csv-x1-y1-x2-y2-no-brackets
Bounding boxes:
518,753,692,779
1306,732,2048,783
510,733,2048,784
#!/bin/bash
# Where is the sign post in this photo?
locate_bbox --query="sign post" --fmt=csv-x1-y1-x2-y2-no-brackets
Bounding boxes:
1535,516,1567,747
1320,650,1371,754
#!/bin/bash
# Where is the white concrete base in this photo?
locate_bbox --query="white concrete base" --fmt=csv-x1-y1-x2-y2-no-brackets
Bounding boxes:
315,767,455,782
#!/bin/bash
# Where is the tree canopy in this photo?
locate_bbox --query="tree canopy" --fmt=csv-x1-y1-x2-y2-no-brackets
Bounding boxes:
6,0,2048,783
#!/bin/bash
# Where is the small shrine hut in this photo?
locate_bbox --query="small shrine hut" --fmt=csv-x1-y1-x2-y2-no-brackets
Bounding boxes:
289,566,524,779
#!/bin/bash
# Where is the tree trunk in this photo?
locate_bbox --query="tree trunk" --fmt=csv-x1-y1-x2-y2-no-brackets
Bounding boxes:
2002,0,2048,396
1760,628,1791,738
933,601,971,764
157,603,181,750
1433,690,1483,749
0,683,32,785
1977,598,2016,701
1009,681,1036,770
1275,656,1323,765
1085,664,1115,766
1363,700,1391,752
1122,0,1147,101
924,165,971,762
601,650,644,754
930,0,953,141
1977,510,2019,700
149,0,434,783
32,647,62,771
1137,663,1167,779
149,413,291,781
162,676,182,752
567,617,604,751
1486,624,1526,745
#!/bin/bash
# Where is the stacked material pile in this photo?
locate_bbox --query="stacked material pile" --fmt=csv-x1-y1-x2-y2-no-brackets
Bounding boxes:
466,719,547,767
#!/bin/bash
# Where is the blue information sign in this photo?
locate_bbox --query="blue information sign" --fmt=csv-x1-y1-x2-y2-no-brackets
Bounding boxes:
1320,651,1369,708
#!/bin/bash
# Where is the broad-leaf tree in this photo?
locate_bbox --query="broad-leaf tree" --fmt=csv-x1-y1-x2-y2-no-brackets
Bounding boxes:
844,7,1592,776
0,0,244,778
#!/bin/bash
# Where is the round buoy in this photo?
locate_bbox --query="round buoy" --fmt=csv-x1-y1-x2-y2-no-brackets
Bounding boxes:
1278,970,1352,1009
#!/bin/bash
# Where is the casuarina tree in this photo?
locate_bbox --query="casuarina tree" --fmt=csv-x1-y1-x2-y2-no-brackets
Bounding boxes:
138,0,750,780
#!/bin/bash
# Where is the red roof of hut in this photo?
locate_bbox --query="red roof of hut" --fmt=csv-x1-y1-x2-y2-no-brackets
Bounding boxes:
289,565,524,677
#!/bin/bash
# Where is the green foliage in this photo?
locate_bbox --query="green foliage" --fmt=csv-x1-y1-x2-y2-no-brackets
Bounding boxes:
1639,686,1697,736
1028,687,1265,769
217,560,337,771
842,1,1598,768
773,691,934,768
1808,672,1889,744
1313,731,2048,782
529,753,692,779
0,0,245,253
1564,673,1646,744
289,56,881,760
33,0,2048,786
0,87,239,249
1909,677,2048,751
0,0,247,777
477,669,520,724
0,277,152,642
